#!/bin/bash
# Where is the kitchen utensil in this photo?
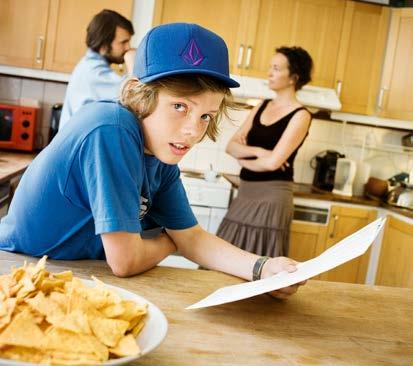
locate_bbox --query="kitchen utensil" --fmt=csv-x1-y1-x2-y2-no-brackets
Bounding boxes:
332,158,357,196
310,150,345,191
364,177,388,198
401,132,413,148
353,162,371,196
48,103,63,144
397,184,413,208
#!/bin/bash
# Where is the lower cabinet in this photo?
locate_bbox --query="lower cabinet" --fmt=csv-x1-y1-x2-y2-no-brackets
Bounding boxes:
290,204,377,284
289,221,327,280
319,205,377,284
375,216,413,288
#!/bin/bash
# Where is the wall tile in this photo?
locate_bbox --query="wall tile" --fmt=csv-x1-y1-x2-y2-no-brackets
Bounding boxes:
0,76,22,103
43,81,67,105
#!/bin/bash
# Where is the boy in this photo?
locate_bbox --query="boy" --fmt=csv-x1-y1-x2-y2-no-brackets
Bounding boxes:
0,23,303,299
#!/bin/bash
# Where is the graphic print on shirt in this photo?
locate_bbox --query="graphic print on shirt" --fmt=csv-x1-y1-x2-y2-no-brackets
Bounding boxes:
139,195,150,219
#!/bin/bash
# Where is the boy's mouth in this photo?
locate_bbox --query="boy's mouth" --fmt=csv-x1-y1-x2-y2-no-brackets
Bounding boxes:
169,142,190,156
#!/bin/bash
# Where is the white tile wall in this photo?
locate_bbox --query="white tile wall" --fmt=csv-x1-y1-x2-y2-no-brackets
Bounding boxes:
1,74,412,181
179,108,413,183
0,75,67,148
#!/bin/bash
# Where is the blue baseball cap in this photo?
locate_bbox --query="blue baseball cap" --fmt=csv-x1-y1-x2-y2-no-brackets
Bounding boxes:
133,23,240,88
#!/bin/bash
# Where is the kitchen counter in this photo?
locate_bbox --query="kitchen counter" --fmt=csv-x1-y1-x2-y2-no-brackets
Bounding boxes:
223,173,413,219
0,250,412,365
0,151,36,183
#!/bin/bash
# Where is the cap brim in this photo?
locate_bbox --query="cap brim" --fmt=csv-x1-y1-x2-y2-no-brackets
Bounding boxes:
140,69,240,88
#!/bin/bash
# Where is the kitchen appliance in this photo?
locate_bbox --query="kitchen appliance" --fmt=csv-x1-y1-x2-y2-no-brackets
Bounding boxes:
386,183,413,210
0,103,38,151
332,158,357,196
310,150,345,191
48,103,63,144
353,161,371,196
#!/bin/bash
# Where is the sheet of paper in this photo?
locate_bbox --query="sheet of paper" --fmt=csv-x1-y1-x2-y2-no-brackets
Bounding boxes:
187,217,386,310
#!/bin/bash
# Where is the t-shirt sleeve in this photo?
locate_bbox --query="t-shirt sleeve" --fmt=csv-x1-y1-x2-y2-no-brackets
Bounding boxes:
71,125,144,234
149,167,197,230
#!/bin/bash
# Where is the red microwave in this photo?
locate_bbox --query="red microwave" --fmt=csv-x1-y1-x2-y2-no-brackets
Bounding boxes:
0,104,38,151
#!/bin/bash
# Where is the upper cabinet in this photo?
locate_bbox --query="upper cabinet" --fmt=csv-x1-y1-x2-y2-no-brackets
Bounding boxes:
334,2,390,115
153,0,346,88
153,0,251,75
0,0,50,69
0,0,133,73
379,8,413,120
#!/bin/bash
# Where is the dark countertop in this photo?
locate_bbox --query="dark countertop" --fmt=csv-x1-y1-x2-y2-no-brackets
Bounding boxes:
222,173,413,220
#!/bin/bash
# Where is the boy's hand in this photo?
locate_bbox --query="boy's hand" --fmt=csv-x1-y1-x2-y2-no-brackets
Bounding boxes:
260,257,307,299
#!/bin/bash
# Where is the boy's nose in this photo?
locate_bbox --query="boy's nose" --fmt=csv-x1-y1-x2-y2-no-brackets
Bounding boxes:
182,115,203,138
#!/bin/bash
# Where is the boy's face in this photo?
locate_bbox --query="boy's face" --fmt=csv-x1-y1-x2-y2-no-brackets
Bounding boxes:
141,89,224,165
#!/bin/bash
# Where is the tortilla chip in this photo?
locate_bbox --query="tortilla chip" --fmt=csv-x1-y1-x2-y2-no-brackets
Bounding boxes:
109,334,140,357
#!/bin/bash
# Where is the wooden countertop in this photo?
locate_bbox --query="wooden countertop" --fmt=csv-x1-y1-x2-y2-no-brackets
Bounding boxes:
0,151,36,183
223,173,413,219
1,251,412,365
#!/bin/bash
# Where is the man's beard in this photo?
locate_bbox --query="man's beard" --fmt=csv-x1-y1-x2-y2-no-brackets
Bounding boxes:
103,49,124,64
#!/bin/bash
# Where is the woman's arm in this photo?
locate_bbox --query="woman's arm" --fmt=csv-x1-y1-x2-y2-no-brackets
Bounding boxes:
238,109,311,172
226,103,268,159
101,231,177,277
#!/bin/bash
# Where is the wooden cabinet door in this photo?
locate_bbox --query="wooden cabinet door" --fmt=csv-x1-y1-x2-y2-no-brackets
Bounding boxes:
319,205,377,284
289,221,327,279
244,0,346,87
379,8,413,120
376,216,413,288
43,0,133,73
0,0,50,69
153,0,252,75
335,1,390,115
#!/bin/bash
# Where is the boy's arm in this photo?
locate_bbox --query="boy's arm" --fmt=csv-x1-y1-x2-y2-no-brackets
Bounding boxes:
166,225,304,297
101,231,176,277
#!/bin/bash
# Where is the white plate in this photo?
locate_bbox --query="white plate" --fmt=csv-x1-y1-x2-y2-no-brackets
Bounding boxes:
0,279,168,366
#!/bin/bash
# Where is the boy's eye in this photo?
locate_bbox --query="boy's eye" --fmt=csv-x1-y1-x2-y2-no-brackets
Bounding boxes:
173,103,186,112
201,114,213,123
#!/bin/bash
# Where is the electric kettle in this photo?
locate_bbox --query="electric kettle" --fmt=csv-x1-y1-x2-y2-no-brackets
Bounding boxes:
332,158,357,196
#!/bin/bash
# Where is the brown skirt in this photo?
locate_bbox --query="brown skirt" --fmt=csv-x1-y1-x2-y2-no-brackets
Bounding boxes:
217,180,293,257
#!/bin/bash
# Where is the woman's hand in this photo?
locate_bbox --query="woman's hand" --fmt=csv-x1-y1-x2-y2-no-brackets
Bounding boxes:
260,257,307,299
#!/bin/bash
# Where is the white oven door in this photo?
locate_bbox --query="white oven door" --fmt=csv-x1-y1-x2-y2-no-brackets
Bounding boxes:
191,205,211,231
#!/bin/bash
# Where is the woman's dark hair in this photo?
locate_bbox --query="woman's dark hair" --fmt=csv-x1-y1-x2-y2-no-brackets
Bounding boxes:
86,9,134,53
275,46,313,90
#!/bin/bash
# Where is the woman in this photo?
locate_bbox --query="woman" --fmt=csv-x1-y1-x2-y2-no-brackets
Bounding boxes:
217,46,313,257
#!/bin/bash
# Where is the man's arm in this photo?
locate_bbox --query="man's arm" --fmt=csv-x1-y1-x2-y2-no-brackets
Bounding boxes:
101,231,176,277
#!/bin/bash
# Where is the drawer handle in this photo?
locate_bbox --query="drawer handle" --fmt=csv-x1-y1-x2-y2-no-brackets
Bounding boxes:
336,80,342,97
329,215,339,238
377,87,387,109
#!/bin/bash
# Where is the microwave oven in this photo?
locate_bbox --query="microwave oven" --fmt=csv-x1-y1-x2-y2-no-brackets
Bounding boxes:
0,103,38,151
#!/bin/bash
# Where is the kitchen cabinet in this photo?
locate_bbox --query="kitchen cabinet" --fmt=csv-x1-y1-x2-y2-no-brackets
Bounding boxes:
0,0,133,73
153,0,346,87
379,8,413,120
375,215,413,288
334,1,390,115
289,221,327,279
0,0,50,69
318,205,377,284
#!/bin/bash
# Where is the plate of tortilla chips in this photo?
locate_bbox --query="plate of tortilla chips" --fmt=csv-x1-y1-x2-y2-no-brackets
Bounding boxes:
0,257,168,365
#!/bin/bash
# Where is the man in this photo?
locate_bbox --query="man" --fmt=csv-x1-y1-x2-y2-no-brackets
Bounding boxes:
59,9,134,129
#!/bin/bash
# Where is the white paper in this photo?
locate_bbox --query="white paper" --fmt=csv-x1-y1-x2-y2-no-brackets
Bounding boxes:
187,217,386,310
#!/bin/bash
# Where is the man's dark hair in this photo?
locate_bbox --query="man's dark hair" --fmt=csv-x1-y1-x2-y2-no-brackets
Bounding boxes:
86,9,134,52
275,46,313,90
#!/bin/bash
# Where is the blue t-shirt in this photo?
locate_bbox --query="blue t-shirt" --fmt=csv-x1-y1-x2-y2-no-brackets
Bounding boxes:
0,101,197,260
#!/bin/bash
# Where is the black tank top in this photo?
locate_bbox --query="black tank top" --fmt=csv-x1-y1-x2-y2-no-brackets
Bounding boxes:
240,99,311,182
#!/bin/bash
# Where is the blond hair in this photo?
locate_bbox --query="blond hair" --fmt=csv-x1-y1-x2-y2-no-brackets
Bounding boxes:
120,74,235,141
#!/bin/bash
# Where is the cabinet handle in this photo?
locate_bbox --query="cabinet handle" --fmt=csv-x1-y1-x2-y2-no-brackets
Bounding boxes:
329,215,339,238
336,80,342,97
245,46,252,69
237,44,244,68
35,36,45,64
377,87,387,109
